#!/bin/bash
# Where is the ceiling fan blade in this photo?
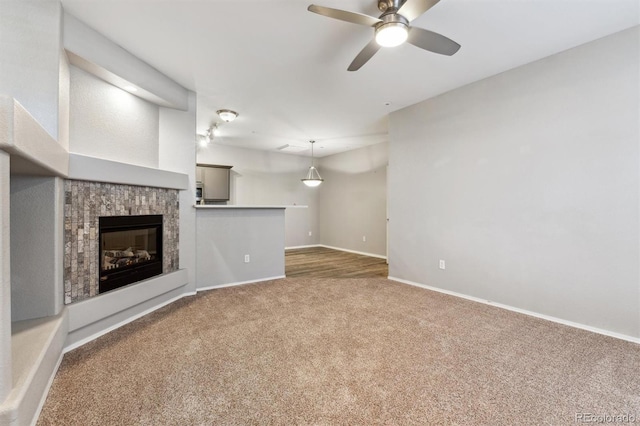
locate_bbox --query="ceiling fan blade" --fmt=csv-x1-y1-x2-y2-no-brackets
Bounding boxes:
398,0,441,22
407,27,461,56
308,5,382,27
348,39,381,71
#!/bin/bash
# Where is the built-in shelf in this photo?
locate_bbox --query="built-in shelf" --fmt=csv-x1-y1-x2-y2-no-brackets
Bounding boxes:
0,96,68,177
1,312,67,426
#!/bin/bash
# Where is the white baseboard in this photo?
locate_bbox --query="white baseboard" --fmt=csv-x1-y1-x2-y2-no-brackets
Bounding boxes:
196,275,286,292
285,244,387,260
388,276,640,345
64,292,194,353
318,244,387,260
30,351,64,426
285,245,319,250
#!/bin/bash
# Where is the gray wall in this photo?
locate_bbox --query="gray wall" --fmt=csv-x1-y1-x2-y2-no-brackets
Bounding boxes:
388,27,640,338
318,142,388,257
196,208,285,288
198,144,318,248
10,177,64,322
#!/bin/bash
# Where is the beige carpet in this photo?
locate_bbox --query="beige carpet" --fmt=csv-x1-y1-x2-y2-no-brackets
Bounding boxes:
38,278,640,425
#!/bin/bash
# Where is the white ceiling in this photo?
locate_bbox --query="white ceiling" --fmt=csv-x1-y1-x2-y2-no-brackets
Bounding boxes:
60,0,639,157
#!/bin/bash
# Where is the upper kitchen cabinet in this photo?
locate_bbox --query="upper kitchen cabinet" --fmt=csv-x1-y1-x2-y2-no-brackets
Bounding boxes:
196,164,232,202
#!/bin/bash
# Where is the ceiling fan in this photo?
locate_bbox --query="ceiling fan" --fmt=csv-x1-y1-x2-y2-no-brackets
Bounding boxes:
308,0,460,71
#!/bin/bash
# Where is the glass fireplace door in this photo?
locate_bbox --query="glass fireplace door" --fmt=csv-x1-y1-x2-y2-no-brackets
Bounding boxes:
99,215,163,293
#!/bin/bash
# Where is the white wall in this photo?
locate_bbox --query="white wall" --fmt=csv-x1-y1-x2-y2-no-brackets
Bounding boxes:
58,47,70,151
159,92,197,294
0,0,62,139
388,27,640,339
63,11,189,111
197,144,318,248
318,142,388,257
69,66,160,168
0,151,11,402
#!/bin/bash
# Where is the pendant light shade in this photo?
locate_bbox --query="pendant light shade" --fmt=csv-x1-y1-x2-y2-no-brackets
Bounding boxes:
301,140,323,187
302,166,323,187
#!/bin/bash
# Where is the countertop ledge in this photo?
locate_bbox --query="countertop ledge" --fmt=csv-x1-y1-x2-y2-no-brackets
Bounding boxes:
194,205,307,209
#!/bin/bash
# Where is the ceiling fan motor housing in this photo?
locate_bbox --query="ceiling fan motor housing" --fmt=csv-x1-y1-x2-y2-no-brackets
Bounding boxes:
378,0,406,13
376,13,409,28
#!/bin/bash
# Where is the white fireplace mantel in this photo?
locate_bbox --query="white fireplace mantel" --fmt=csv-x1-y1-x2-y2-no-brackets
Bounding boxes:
68,153,188,190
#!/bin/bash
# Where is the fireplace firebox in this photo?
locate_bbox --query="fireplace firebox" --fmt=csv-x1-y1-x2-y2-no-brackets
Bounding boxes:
99,215,163,294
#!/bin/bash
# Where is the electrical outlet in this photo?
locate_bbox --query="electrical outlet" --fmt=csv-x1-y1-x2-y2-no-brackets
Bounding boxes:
308,231,312,237
244,255,250,263
439,260,445,270
362,236,366,242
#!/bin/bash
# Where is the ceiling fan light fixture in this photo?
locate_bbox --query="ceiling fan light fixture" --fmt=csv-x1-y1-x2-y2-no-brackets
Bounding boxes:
375,22,408,47
217,109,238,122
308,1,460,71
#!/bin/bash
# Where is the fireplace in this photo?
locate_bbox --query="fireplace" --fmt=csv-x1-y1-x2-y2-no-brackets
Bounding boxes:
99,215,163,294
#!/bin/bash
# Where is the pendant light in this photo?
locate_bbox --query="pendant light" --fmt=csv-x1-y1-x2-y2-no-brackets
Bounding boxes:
301,140,323,187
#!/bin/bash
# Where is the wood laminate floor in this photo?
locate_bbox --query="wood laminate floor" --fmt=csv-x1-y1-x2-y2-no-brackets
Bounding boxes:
285,246,388,278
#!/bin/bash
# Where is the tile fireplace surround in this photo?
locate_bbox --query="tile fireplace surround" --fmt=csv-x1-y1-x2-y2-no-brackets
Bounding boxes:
64,180,179,303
